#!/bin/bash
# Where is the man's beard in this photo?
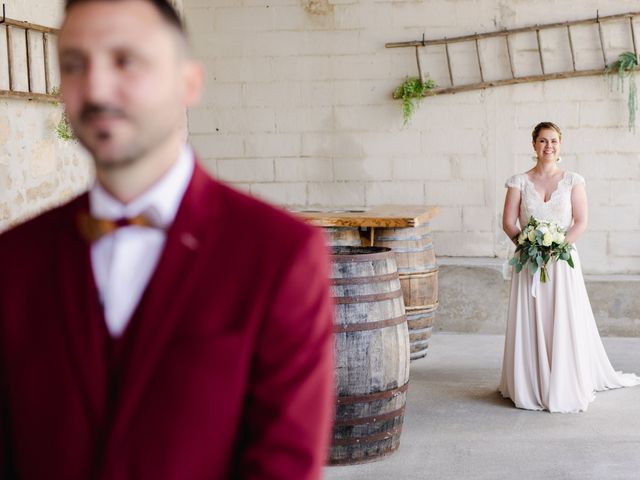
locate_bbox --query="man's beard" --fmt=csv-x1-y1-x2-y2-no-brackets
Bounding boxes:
71,101,182,169
72,103,132,167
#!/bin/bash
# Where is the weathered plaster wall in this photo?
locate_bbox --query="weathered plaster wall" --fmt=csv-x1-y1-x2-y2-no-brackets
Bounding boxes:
184,0,640,274
0,1,92,232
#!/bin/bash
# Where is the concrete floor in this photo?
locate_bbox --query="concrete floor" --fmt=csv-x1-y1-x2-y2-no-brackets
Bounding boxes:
324,333,640,480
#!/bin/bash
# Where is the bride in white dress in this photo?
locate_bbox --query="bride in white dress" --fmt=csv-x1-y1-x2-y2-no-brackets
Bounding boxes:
499,121,640,413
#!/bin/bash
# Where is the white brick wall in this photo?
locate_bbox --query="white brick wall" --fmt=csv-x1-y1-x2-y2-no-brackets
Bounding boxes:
308,182,365,207
592,205,640,231
393,156,452,181
424,180,485,206
251,182,307,206
462,206,495,233
435,232,495,257
365,181,424,206
430,206,462,232
609,233,640,256
245,133,301,157
184,0,640,274
335,157,392,181
190,133,244,158
217,158,275,183
275,158,333,182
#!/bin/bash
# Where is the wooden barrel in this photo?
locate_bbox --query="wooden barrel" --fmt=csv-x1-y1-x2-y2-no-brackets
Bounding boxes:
406,304,437,360
399,267,438,308
373,224,436,273
323,227,362,246
373,225,438,362
330,246,410,465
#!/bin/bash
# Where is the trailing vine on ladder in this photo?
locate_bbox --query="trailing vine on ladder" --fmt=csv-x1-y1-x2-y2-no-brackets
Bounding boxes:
393,76,437,126
604,51,639,133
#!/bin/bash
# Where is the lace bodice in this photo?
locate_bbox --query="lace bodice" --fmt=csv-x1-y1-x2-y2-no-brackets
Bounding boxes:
505,171,585,230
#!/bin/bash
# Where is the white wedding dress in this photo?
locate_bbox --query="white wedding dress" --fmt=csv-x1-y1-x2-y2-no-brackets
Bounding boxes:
499,171,640,413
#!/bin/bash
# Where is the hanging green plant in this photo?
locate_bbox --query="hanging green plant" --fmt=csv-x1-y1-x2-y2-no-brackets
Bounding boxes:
604,51,638,133
49,87,76,141
393,76,437,126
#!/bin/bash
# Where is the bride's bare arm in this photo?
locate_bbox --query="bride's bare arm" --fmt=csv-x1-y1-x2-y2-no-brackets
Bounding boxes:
565,184,588,243
503,187,521,244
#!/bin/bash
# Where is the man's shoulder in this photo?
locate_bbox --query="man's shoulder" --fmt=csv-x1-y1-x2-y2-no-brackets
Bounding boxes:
197,169,320,247
0,193,87,250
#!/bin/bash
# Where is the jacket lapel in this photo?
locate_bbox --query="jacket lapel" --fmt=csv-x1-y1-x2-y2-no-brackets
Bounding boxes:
56,195,109,429
99,164,224,461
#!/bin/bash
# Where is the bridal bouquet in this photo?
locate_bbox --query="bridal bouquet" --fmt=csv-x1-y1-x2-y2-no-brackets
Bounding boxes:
509,217,574,283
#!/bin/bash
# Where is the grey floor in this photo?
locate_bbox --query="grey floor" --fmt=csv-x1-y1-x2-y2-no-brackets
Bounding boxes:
324,333,640,480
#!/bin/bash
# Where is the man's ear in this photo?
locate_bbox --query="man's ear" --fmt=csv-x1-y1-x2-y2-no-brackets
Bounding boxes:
182,60,204,107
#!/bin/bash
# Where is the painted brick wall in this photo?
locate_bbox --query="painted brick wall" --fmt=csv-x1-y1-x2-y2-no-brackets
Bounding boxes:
0,1,92,232
184,0,640,274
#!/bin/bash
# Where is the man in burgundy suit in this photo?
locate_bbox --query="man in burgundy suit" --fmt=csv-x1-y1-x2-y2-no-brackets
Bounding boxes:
0,0,335,478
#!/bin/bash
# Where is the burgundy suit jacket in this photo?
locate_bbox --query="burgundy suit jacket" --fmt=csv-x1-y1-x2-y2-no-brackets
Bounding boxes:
0,164,335,479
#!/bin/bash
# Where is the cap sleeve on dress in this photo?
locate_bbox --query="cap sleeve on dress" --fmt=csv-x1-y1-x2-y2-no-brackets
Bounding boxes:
505,174,522,190
569,172,586,186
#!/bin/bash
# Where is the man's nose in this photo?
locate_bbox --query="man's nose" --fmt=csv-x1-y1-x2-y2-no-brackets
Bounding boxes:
83,62,115,103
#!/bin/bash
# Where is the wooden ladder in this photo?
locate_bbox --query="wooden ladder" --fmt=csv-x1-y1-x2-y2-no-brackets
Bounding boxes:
0,4,59,102
386,11,640,96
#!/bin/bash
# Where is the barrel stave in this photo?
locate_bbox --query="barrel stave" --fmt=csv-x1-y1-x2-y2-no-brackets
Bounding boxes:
330,246,410,464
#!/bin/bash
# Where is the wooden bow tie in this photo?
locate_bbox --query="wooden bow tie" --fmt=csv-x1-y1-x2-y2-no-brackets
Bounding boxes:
77,211,158,243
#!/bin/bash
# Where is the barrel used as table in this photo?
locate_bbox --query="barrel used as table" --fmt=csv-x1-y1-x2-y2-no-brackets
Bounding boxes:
372,224,438,360
323,226,362,246
330,246,410,465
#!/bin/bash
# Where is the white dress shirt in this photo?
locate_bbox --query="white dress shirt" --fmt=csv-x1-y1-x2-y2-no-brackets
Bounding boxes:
89,145,195,337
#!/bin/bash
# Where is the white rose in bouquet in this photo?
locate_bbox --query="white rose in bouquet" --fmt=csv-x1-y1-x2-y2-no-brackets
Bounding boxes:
542,232,553,246
518,232,526,245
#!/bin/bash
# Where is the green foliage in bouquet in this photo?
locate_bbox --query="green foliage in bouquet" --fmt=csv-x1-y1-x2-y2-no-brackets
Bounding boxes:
604,51,638,133
393,76,437,126
509,217,574,283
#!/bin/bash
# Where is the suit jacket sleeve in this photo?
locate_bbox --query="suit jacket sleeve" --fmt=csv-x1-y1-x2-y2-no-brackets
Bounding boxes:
0,325,15,478
239,227,335,480
0,364,5,475
0,261,9,477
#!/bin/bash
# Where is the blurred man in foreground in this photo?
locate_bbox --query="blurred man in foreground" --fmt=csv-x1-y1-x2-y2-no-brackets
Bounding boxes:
0,1,334,478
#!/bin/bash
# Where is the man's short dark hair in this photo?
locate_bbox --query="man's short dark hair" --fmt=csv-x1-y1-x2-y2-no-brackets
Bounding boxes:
65,0,185,35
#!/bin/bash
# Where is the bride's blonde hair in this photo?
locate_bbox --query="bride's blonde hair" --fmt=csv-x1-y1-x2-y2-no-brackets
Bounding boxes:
532,121,562,142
